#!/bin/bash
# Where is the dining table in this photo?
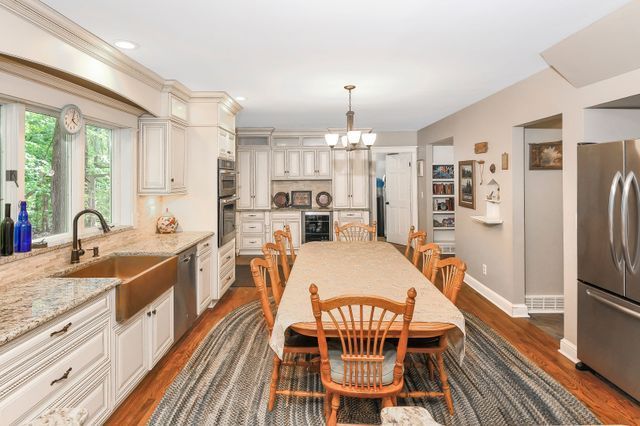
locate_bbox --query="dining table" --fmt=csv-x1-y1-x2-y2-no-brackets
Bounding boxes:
269,241,466,363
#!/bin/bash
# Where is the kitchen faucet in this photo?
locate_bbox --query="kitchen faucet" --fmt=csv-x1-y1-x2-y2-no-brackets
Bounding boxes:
70,209,111,264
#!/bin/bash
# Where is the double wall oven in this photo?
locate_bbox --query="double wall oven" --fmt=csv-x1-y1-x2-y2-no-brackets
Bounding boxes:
218,159,238,246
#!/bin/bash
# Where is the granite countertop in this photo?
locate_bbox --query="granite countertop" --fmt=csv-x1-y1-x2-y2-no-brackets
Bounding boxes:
0,231,214,348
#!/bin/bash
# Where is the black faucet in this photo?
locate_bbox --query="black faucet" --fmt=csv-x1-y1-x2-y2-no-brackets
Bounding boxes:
71,209,111,264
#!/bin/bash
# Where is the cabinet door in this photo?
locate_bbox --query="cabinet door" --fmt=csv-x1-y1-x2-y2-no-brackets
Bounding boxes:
350,150,369,208
332,150,350,208
287,149,301,178
197,251,213,315
114,312,147,403
170,124,187,192
253,150,271,209
236,150,253,209
316,149,332,179
139,121,169,193
228,133,236,160
272,149,287,179
302,150,317,178
218,129,227,158
149,289,174,367
286,219,302,249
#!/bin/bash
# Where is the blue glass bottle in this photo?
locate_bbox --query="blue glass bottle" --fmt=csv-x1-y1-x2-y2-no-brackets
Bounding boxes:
14,201,31,253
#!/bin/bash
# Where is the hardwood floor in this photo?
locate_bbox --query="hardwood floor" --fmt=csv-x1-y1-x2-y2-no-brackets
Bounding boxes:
107,282,640,425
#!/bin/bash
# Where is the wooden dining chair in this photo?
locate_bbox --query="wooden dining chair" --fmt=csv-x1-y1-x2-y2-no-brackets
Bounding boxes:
402,256,466,415
274,225,296,281
334,221,377,242
415,243,441,281
250,258,322,411
261,242,286,304
309,284,417,426
405,226,426,265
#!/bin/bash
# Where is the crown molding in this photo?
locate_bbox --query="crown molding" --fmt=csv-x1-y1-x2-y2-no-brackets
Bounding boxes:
189,91,243,114
0,55,145,116
236,127,275,136
0,0,165,90
162,80,191,102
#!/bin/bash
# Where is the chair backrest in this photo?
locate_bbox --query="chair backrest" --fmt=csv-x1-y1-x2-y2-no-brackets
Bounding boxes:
432,257,467,305
309,284,417,391
334,221,377,242
274,225,296,280
416,243,441,281
405,226,427,264
250,257,278,333
261,242,286,304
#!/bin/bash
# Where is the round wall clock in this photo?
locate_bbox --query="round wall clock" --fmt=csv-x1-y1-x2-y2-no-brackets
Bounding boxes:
60,104,83,135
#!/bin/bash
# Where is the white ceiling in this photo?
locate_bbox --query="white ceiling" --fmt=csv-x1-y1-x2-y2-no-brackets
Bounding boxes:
42,0,630,130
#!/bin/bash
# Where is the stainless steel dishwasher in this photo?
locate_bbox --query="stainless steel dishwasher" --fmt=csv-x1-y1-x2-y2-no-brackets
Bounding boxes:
174,246,197,341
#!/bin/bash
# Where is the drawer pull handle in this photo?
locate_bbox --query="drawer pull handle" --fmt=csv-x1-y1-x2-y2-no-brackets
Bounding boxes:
226,255,232,260
50,367,72,386
152,309,157,315
147,311,152,317
200,268,203,272
50,322,72,337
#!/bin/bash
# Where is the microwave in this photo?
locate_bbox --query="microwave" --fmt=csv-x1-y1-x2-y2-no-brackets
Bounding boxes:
218,159,236,198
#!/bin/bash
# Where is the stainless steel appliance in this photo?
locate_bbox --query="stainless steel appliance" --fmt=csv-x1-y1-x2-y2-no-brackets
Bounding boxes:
174,246,197,341
302,211,332,242
218,195,238,246
577,140,640,400
218,159,237,198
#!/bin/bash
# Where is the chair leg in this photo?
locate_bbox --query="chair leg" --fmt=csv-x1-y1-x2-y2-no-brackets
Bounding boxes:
328,393,340,426
392,396,398,406
268,355,281,411
382,397,393,408
436,353,454,415
324,392,331,420
427,354,435,381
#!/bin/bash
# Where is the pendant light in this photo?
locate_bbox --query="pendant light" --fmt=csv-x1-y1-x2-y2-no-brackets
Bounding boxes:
325,85,376,150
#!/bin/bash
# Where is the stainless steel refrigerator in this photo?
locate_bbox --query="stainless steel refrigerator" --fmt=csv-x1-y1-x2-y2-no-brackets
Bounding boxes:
578,140,640,401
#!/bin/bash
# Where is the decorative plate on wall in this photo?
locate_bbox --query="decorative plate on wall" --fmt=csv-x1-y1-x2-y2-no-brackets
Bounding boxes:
316,191,332,208
273,192,289,208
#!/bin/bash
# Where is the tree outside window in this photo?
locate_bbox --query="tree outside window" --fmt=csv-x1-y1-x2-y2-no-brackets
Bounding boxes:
84,124,112,228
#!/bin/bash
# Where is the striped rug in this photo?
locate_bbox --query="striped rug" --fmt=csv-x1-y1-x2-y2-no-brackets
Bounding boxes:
150,301,599,425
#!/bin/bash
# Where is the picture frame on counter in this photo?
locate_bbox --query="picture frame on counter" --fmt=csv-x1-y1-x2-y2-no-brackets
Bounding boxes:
291,190,312,208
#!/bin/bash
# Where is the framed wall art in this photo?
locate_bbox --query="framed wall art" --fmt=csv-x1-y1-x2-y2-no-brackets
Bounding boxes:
458,160,476,209
291,190,312,208
529,141,562,170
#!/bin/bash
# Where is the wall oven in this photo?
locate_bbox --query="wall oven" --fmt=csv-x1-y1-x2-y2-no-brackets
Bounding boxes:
218,159,237,198
219,195,238,246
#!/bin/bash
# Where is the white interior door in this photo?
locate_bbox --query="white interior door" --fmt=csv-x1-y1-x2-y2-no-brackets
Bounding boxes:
385,153,412,244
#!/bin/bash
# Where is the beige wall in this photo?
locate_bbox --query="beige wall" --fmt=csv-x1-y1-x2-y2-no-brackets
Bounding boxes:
375,131,417,147
524,128,563,296
417,66,640,351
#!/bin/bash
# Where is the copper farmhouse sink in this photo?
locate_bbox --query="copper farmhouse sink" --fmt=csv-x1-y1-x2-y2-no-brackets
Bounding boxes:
63,255,178,322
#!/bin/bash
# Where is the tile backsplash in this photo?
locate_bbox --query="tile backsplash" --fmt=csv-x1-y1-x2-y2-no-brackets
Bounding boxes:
271,180,332,208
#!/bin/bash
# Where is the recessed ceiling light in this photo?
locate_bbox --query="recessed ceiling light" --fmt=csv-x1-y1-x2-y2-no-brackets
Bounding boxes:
235,96,246,101
114,40,138,50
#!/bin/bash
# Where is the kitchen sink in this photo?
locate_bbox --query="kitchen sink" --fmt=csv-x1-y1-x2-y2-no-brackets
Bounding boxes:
63,255,178,322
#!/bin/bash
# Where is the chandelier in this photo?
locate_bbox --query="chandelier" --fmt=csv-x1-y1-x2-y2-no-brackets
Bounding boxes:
324,85,376,150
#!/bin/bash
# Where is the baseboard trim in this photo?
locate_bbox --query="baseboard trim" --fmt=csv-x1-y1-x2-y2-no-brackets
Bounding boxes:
559,338,580,363
465,274,529,318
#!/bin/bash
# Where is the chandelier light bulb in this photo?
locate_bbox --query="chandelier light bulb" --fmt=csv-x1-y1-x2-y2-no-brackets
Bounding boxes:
362,133,377,146
347,130,361,145
324,133,339,147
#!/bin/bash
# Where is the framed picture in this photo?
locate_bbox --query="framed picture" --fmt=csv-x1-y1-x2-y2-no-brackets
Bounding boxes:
432,164,454,179
529,141,562,170
291,190,312,208
458,160,476,209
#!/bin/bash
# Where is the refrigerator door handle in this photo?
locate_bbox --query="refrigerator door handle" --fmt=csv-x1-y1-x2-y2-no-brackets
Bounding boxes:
609,171,624,270
621,171,640,273
586,289,640,321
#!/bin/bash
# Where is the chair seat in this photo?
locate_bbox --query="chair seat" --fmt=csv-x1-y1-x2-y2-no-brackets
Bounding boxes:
328,342,397,385
407,337,441,348
284,331,318,347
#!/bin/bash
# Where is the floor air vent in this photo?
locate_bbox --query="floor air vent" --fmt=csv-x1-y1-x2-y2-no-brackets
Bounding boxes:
525,295,564,313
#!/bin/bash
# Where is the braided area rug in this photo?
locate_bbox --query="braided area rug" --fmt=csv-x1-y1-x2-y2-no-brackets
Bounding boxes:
149,301,599,425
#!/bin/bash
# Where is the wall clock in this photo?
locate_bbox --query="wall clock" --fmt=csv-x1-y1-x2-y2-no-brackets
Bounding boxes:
60,104,83,135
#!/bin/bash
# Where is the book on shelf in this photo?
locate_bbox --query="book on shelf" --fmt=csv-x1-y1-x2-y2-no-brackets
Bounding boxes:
433,197,455,211
432,182,454,195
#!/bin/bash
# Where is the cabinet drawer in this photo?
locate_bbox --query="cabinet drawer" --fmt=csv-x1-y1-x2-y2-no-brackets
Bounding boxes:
219,249,234,273
271,212,301,220
0,293,110,386
197,237,213,255
242,236,264,250
0,318,110,425
242,221,264,234
219,262,235,297
219,240,235,264
240,211,265,220
338,211,365,219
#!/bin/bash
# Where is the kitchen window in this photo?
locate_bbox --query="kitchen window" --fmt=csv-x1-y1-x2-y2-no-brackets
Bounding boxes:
84,124,113,228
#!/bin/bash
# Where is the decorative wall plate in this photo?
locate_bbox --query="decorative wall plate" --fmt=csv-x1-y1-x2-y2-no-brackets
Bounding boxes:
273,192,289,208
316,191,332,208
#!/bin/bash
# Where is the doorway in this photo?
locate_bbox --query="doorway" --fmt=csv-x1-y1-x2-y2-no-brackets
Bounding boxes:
370,147,418,245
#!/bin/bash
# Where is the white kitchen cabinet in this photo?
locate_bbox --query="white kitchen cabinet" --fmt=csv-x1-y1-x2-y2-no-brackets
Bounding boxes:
271,212,301,249
139,118,187,194
332,149,369,209
287,149,301,178
272,148,304,180
302,149,332,179
197,249,213,315
237,211,271,255
218,239,236,298
149,289,174,367
218,128,236,160
238,149,271,210
113,310,147,405
272,149,287,179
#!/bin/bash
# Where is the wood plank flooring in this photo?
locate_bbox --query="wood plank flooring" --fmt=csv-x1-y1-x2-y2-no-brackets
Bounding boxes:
106,278,640,425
